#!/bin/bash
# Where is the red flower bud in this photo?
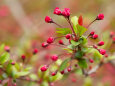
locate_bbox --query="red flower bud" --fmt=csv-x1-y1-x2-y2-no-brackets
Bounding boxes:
98,41,104,46
33,48,38,54
112,37,115,42
92,34,98,39
54,7,61,15
89,65,92,70
59,40,64,45
11,61,15,65
45,16,53,23
89,59,94,63
4,46,10,52
62,8,70,17
40,65,48,72
68,67,71,72
69,39,71,43
21,54,26,60
0,80,2,84
42,42,49,48
71,78,77,83
110,31,115,37
60,70,64,74
13,83,17,86
51,55,58,61
93,45,98,49
78,15,83,26
104,54,108,58
51,72,56,76
47,37,54,44
90,31,95,35
65,34,71,39
96,13,104,20
75,64,78,67
99,49,106,55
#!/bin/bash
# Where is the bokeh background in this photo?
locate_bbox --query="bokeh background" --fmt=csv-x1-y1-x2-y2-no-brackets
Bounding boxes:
0,0,115,86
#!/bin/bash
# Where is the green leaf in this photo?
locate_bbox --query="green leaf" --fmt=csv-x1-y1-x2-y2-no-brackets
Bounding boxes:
71,40,80,46
62,48,73,53
79,36,87,45
75,69,82,75
93,50,103,62
24,67,32,71
0,44,5,53
75,50,84,59
71,16,78,34
0,52,10,64
15,71,30,78
77,25,87,36
67,44,74,50
59,58,70,71
49,72,63,82
56,28,72,35
78,59,87,68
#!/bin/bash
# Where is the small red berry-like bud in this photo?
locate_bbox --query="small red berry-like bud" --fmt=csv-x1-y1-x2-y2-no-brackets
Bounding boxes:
11,61,15,65
96,13,104,20
51,72,56,76
21,54,26,60
110,31,115,37
45,16,53,23
69,39,71,43
60,70,64,74
62,8,70,17
0,80,2,84
71,78,77,83
93,45,98,49
92,34,98,39
78,15,83,26
99,49,106,55
40,65,48,72
90,31,95,35
13,83,17,86
89,65,92,70
4,46,10,52
68,67,71,72
44,54,50,60
75,64,78,67
51,55,58,61
54,7,61,15
58,40,64,45
49,83,54,86
65,34,71,39
89,59,94,63
42,42,49,48
104,54,108,58
112,37,115,43
33,48,38,54
47,37,54,44
98,41,104,46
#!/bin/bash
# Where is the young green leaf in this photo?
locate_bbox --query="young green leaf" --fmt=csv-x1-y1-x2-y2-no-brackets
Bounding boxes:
0,44,5,53
78,59,87,68
75,50,84,59
77,25,87,36
59,58,70,71
0,52,10,64
71,16,78,34
56,28,72,35
15,71,30,78
71,40,80,46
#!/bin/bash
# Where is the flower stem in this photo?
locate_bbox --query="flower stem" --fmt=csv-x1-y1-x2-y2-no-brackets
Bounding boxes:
66,17,78,41
53,22,62,28
87,19,96,28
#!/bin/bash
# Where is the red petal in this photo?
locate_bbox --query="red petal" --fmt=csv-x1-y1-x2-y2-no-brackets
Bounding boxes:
78,15,83,26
